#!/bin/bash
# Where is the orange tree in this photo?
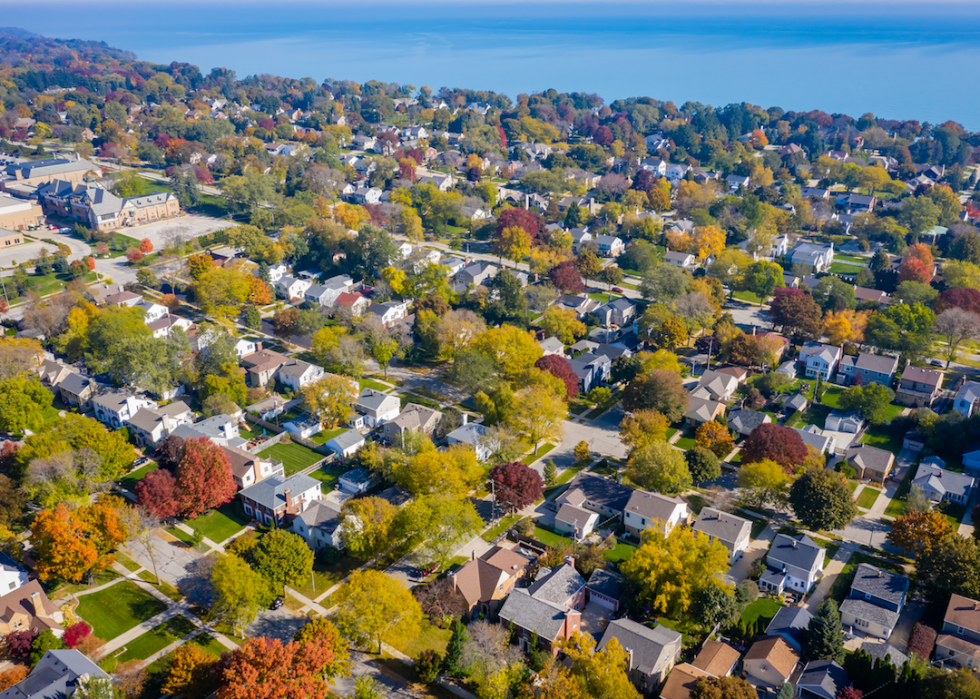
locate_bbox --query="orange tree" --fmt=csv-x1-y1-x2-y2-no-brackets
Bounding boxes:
695,421,735,459
32,496,132,582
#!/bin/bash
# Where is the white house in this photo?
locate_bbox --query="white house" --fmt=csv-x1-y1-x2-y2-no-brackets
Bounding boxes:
128,401,194,448
366,301,408,328
954,381,980,418
352,388,401,428
339,466,379,494
146,313,193,340
278,359,325,391
292,495,347,550
623,490,688,539
825,409,865,434
912,456,975,506
665,163,690,185
759,534,825,595
283,415,322,439
136,299,168,323
594,235,625,257
0,552,29,594
92,390,156,429
693,508,752,563
446,422,490,461
275,275,313,301
324,429,366,458
305,274,354,308
789,242,835,272
263,263,288,283
664,250,697,271
799,342,842,379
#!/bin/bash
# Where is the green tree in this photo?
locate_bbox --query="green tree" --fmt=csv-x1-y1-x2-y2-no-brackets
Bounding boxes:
641,264,691,303
396,494,482,569
802,598,845,663
543,460,558,487
917,535,980,602
371,338,399,380
0,376,53,433
743,260,785,300
838,383,897,425
789,469,859,532
899,195,941,241
243,305,261,330
71,677,123,699
625,440,692,495
334,570,423,653
211,553,274,638
686,447,721,484
444,617,470,677
737,459,790,509
249,529,314,592
29,629,64,666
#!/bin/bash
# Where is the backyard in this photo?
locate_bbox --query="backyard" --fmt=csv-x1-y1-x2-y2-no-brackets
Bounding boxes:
257,441,323,474
119,462,159,493
76,580,169,641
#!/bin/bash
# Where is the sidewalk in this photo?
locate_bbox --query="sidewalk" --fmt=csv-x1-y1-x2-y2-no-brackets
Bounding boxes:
805,543,856,613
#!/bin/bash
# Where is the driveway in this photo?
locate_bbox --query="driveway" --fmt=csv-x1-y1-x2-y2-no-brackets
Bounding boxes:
331,651,428,698
246,606,308,642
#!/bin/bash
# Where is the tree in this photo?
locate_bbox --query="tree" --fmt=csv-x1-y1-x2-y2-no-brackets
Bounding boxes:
72,677,122,699
743,260,785,300
217,635,339,699
29,629,64,666
139,238,153,254
517,658,588,699
162,643,216,699
802,598,845,663
919,668,980,699
444,617,470,678
622,369,688,423
0,376,53,433
4,630,35,661
691,676,759,699
626,440,692,495
507,384,565,454
0,666,28,692
437,309,486,361
176,438,236,518
496,226,531,265
543,460,558,487
898,257,932,284
489,462,545,513
334,569,423,653
687,447,721,484
250,529,314,591
574,440,591,461
339,496,398,559
396,447,484,499
31,497,131,582
619,409,670,453
211,553,274,638
560,632,640,699
415,576,468,621
838,383,897,426
548,260,585,294
535,355,578,401
695,421,735,459
888,509,953,559
155,435,186,471
472,326,542,381
539,307,586,345
243,305,261,330
576,250,602,282
823,310,868,346
398,495,482,570
622,524,731,617
769,288,821,339
353,676,386,699
461,619,521,698
292,616,353,682
192,267,251,321
737,459,790,509
742,424,808,472
934,308,980,369
917,535,980,602
371,338,399,380
63,621,91,649
272,307,300,339
302,374,359,428
0,338,42,380
789,469,859,532
641,264,691,304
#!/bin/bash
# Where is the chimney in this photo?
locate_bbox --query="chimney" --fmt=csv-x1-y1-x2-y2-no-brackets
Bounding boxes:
255,341,262,351
564,555,575,569
30,591,41,616
472,550,476,561
284,489,292,508
792,539,798,549
877,570,882,578
752,326,757,336
462,413,468,425
118,285,124,292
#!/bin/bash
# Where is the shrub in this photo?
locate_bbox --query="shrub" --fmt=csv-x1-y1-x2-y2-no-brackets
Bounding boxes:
416,649,443,682
907,622,937,660
62,622,91,649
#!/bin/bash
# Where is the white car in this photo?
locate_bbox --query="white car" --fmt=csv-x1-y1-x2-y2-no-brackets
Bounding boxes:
59,227,72,234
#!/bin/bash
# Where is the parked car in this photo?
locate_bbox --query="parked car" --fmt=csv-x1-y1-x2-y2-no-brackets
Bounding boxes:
59,227,72,234
131,457,149,467
930,359,944,368
612,287,624,293
270,598,284,610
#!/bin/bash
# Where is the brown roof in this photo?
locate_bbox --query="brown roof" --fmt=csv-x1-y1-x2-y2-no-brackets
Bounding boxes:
659,663,710,699
453,558,509,608
902,366,943,389
744,636,800,678
938,633,980,660
945,594,980,634
221,445,261,482
241,349,288,373
0,579,61,632
482,545,531,575
691,640,741,676
713,366,748,382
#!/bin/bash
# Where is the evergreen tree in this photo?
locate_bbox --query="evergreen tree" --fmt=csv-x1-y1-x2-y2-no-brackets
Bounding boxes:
259,262,271,284
776,682,794,699
802,598,845,663
543,459,557,487
243,305,262,330
443,618,468,678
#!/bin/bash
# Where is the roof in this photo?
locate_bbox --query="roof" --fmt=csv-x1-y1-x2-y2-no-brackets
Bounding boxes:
767,534,823,572
696,370,739,399
854,352,899,375
586,568,624,601
801,341,840,364
744,636,800,678
845,445,895,475
0,649,108,699
561,472,634,513
527,563,586,605
659,663,710,699
625,490,686,523
0,579,60,634
790,425,834,453
664,250,694,263
913,461,974,500
556,503,596,532
684,395,725,423
221,445,266,482
326,429,365,452
945,594,980,634
691,640,741,676
840,598,901,631
850,564,909,606
797,660,850,699
355,388,398,412
447,423,489,447
279,358,318,378
955,381,980,406
598,618,682,675
728,408,770,435
295,499,341,537
57,372,92,395
766,606,813,646
901,366,943,389
497,588,574,640
693,508,751,546
340,466,373,486
453,558,510,608
239,474,320,511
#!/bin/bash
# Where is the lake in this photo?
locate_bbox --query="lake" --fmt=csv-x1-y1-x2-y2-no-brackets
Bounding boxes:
7,2,980,128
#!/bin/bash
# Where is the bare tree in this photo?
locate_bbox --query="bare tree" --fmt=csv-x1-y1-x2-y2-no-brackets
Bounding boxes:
127,507,164,585
462,620,521,690
934,308,980,369
674,291,716,338
437,309,486,361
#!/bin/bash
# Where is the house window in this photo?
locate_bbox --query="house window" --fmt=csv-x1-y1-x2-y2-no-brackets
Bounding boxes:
8,582,14,591
855,618,869,628
864,592,871,601
959,626,965,635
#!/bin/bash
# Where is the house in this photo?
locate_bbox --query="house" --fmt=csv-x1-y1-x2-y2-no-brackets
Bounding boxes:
954,381,980,418
56,372,97,411
788,242,835,272
127,401,194,448
0,579,63,638
0,649,107,699
912,456,975,506
799,342,842,379
664,250,697,271
352,389,400,428
797,660,850,699
659,663,710,699
853,286,891,306
446,422,491,461
840,564,910,640
454,261,498,288
585,568,624,613
450,545,531,619
683,395,726,427
334,291,370,316
324,429,365,458
194,328,257,358
238,473,322,526
381,404,443,444
791,424,837,455
146,313,193,340
726,174,751,192
692,508,751,563
264,262,288,283
593,297,636,327
275,275,312,301
743,636,800,694
92,390,155,429
283,415,321,439
728,409,771,438
338,466,379,494
691,640,740,679
222,445,284,489
37,359,71,388
902,429,926,453
497,562,585,655
599,618,683,695
569,227,592,252
278,359,325,391
640,156,667,175
558,294,599,319
595,235,625,257
365,301,409,328
845,193,877,213
305,275,354,308
557,473,634,521
623,490,688,539
0,193,43,230
665,163,690,185
843,445,895,484
825,409,865,434
782,393,811,417
936,593,980,669
292,494,346,550
896,366,943,408
539,337,566,357
713,366,750,385
241,349,290,388
801,187,830,200
759,534,825,595
555,502,599,540
838,353,898,386
692,370,740,402
569,352,611,393
0,553,28,595
765,606,813,651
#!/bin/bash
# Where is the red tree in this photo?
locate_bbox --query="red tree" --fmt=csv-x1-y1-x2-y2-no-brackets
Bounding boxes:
937,287,980,315
898,257,931,284
488,462,545,513
535,355,579,401
139,238,154,254
742,424,808,472
0,300,7,315
176,437,236,519
217,636,337,699
86,256,95,271
496,208,544,244
154,435,186,471
548,260,585,294
594,125,614,146
0,441,19,472
904,243,934,270
126,249,144,264
135,468,181,519
908,621,938,659
837,688,863,699
4,630,35,660
63,622,91,648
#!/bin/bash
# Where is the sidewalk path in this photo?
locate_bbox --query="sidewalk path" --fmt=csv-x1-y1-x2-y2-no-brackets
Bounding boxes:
805,543,856,613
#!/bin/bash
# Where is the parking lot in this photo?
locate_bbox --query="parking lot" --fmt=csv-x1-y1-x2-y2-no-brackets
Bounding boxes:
120,214,232,250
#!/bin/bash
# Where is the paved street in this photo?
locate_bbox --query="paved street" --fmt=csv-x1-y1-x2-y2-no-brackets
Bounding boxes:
246,607,308,642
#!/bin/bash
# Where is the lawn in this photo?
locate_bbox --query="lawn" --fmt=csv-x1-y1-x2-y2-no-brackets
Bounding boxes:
257,441,322,474
686,494,709,515
389,617,452,658
830,552,907,604
733,290,764,305
184,501,251,544
114,615,198,664
309,426,348,445
828,262,864,275
749,517,770,539
604,541,638,564
884,464,916,518
483,514,522,542
46,570,120,599
847,481,859,493
533,526,570,548
76,580,169,641
819,385,844,408
543,459,591,499
584,391,621,420
359,377,391,392
137,572,183,602
527,442,556,461
675,434,697,451
940,502,968,527
116,552,141,573
860,425,903,456
306,465,341,490
591,459,621,478
292,552,362,600
855,486,881,510
399,393,442,410
119,462,159,493
741,598,783,628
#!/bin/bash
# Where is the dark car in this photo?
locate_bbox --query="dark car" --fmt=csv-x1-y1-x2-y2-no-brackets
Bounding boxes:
930,359,944,368
131,457,149,467
270,598,284,610
612,287,624,293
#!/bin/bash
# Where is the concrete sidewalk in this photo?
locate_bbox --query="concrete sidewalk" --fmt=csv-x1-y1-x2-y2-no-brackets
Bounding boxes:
805,543,857,613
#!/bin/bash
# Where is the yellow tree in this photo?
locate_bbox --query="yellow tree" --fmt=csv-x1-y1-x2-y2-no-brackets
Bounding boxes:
528,246,568,275
472,325,543,380
691,225,725,261
619,409,670,454
539,307,587,345
560,633,640,699
334,570,422,653
396,445,484,498
638,349,686,376
508,384,566,454
436,309,486,361
497,226,532,266
193,267,251,321
665,229,691,252
823,309,869,346
621,525,731,617
859,165,892,196
695,421,735,458
301,374,359,427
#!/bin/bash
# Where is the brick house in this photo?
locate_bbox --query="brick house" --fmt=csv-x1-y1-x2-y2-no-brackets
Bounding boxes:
238,474,321,527
498,561,585,655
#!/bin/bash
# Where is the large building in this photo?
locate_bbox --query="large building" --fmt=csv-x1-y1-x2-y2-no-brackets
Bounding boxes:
38,180,180,232
0,193,43,231
0,155,98,190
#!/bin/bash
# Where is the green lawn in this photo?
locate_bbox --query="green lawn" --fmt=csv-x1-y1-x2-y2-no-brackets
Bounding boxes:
884,465,916,518
750,517,770,539
741,598,783,628
847,481,859,493
533,526,570,548
115,552,141,573
76,580,169,641
528,442,557,461
257,441,323,474
819,385,844,408
686,494,709,515
675,435,697,451
543,459,592,499
114,616,198,663
184,501,250,544
306,465,341,490
604,541,638,564
359,377,391,392
399,393,443,410
584,392,621,420
483,514,522,542
46,569,121,599
309,426,348,445
828,262,864,275
389,617,452,658
137,572,183,602
940,502,968,527
292,553,362,600
860,425,903,456
830,552,907,604
119,462,159,493
855,486,881,510
733,290,764,304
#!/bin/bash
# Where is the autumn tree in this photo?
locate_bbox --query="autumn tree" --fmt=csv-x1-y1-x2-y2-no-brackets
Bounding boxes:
789,469,859,532
560,632,640,699
742,424,808,472
535,354,579,401
691,676,759,699
539,307,586,345
823,310,869,346
0,666,28,692
917,535,980,602
695,421,735,459
622,524,731,617
192,267,251,321
135,468,180,519
769,288,821,339
472,325,542,380
302,374,359,427
548,260,585,294
622,369,688,423
176,437,236,519
489,462,545,513
737,459,790,509
139,238,153,254
0,376,53,433
888,509,953,559
218,635,339,699
292,616,353,682
496,226,532,266
272,307,300,339
436,309,486,361
162,643,216,699
626,440,692,496
397,494,482,569
334,570,423,653
249,529,314,591
619,409,670,453
339,496,398,559
211,552,274,637
31,496,131,582
507,383,566,454
396,445,484,499
934,308,980,369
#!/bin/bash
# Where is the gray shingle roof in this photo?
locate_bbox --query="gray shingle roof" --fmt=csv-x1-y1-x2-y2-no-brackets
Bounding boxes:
768,534,823,572
586,568,624,601
854,353,899,375
239,474,320,511
625,490,685,522
497,589,569,640
766,606,813,647
693,508,751,547
326,429,364,452
58,372,92,395
728,408,770,435
849,564,909,607
528,564,586,605
0,649,108,699
597,618,681,675
840,598,901,630
563,473,634,513
797,660,849,699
